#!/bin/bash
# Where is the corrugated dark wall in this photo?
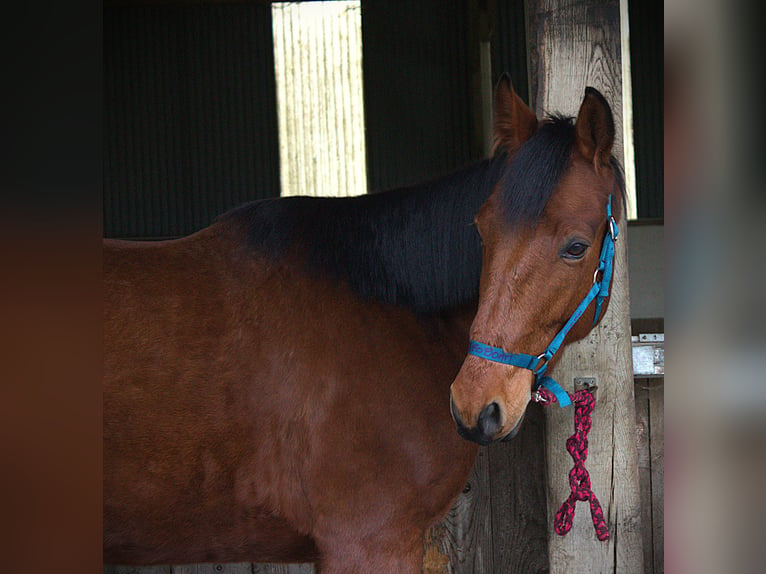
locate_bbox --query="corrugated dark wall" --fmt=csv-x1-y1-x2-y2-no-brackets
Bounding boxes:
493,0,530,103
361,0,479,192
104,0,658,236
103,3,280,238
628,0,663,219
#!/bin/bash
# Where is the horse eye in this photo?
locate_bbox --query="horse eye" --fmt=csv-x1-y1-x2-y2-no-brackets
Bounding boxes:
562,242,589,260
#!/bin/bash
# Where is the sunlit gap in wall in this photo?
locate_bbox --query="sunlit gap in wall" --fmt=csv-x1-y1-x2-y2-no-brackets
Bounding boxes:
272,1,368,197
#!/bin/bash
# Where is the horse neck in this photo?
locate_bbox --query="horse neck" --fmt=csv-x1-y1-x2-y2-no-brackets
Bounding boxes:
222,155,506,316
357,155,505,313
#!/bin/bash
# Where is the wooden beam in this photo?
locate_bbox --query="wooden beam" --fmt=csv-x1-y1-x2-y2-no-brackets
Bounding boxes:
524,0,644,571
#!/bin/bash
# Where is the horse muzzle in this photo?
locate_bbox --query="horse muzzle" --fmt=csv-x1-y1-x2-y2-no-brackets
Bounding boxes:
450,395,526,445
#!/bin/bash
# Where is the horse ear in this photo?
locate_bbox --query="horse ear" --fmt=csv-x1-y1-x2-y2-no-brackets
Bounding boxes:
492,73,537,156
575,87,615,170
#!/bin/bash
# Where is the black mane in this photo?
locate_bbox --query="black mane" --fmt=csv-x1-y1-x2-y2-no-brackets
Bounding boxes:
499,115,575,226
221,155,507,313
221,116,589,313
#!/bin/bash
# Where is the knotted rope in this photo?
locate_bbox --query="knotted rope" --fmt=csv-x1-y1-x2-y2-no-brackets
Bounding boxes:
532,386,609,541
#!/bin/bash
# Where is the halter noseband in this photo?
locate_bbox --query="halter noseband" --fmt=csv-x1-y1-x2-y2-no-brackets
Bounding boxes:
467,196,618,407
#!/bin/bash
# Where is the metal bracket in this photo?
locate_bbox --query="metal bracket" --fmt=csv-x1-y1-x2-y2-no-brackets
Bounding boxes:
638,333,664,343
573,377,598,400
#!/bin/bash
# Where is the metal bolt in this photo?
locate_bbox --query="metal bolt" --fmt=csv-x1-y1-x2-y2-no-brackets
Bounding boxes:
574,377,598,400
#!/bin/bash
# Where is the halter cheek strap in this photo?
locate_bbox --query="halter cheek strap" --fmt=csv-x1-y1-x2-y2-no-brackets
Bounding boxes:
467,196,618,406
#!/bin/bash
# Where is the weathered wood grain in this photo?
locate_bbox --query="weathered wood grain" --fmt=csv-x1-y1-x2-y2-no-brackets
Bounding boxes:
648,383,664,574
252,564,314,574
529,0,626,161
105,567,171,574
105,564,314,574
487,404,550,573
171,563,253,574
635,378,664,574
427,448,494,573
635,382,653,574
425,405,550,574
526,0,644,571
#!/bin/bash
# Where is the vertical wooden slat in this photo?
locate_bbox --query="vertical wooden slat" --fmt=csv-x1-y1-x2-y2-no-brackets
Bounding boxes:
487,404,550,573
635,382,654,574
648,384,664,574
272,1,367,198
635,379,664,574
104,563,315,574
104,566,171,574
525,0,644,571
252,564,315,574
171,564,253,574
426,407,549,573
425,449,493,573
619,0,638,221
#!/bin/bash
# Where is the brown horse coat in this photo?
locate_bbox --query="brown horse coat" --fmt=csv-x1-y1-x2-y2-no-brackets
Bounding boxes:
104,224,478,570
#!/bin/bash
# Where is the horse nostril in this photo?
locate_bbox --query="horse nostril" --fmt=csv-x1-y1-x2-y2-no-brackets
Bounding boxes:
451,396,504,445
477,402,502,440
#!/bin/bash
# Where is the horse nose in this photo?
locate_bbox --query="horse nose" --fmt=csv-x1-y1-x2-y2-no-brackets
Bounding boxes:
477,402,502,440
450,396,503,445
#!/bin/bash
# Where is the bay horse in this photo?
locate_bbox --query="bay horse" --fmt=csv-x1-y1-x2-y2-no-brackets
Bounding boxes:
104,76,624,572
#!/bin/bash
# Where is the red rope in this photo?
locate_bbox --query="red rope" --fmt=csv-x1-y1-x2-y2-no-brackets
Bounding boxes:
532,387,610,541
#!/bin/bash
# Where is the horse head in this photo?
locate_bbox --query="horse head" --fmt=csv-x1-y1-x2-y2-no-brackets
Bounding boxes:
450,76,624,445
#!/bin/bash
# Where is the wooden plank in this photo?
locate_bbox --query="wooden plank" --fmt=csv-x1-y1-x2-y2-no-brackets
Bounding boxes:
426,406,549,574
635,382,654,574
104,564,314,574
525,0,645,571
487,403,549,573
172,563,253,574
425,448,493,573
252,564,314,574
104,567,171,574
648,383,664,574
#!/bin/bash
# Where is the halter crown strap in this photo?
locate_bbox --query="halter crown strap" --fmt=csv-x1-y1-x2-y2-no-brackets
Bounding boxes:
467,196,618,407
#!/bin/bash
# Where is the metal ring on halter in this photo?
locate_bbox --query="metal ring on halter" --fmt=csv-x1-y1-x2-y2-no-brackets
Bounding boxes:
533,352,550,374
592,268,603,285
608,217,617,241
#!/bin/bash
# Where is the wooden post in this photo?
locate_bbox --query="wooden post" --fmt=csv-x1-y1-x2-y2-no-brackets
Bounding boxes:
525,0,644,571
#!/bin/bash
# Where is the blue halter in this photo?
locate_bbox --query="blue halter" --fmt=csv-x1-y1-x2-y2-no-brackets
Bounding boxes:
467,196,618,408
